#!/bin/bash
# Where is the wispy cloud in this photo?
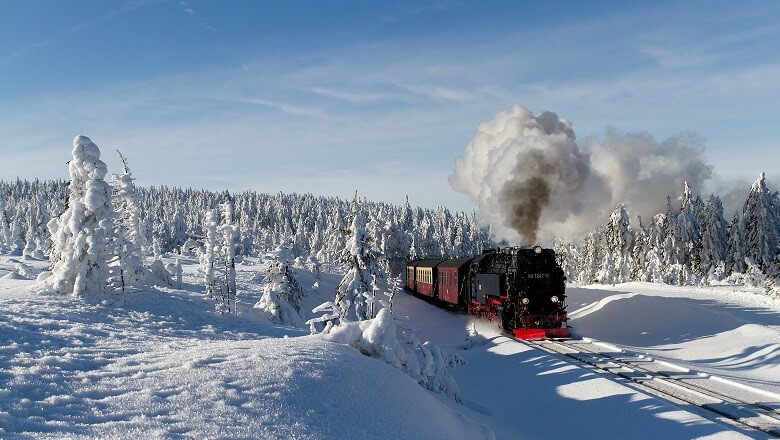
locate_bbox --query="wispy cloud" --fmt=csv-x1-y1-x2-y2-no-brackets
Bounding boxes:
307,87,399,104
0,0,168,65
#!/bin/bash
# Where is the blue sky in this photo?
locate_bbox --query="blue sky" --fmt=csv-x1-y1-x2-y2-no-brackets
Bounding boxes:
1,0,779,210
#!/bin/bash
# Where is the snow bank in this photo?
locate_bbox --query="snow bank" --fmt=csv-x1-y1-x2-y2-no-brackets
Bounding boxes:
323,308,465,403
567,282,780,394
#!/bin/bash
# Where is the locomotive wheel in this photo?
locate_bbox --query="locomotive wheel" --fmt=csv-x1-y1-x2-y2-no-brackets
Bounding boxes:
501,301,517,333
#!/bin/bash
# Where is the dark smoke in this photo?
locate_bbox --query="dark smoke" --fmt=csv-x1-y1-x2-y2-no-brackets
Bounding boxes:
501,175,550,244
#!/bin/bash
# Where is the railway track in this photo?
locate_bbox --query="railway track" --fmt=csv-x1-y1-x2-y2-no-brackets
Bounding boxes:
524,337,780,437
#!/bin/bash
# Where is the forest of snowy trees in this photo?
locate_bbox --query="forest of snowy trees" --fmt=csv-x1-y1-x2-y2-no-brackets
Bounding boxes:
1,141,778,296
556,174,780,293
0,175,490,280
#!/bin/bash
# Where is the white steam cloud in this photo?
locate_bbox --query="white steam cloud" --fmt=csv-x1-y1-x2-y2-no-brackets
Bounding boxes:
449,105,713,244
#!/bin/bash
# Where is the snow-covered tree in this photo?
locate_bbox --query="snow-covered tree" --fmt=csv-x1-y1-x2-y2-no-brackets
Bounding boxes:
380,275,403,314
630,215,648,281
742,172,780,271
8,211,24,256
726,211,747,275
676,182,702,278
700,194,728,277
577,230,601,284
661,196,679,268
333,207,384,322
600,204,632,283
219,200,238,313
45,135,116,295
0,190,10,253
112,150,148,289
201,209,219,297
22,203,41,259
254,241,305,327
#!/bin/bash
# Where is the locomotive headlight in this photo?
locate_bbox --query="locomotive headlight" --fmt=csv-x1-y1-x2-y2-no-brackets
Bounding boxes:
550,296,559,303
533,246,542,254
521,297,530,305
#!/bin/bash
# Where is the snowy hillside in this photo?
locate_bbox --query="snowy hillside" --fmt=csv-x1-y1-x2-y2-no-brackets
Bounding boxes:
0,255,491,439
1,254,777,439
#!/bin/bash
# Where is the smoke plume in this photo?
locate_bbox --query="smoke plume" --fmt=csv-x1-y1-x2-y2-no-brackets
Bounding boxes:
449,105,713,244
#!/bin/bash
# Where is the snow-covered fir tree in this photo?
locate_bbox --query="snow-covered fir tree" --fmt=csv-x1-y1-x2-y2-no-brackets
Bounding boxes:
0,190,10,253
676,182,702,279
741,172,780,271
254,241,306,327
45,135,116,296
200,209,219,297
725,211,747,275
700,195,728,277
218,200,238,313
112,150,148,289
8,210,24,256
599,204,632,283
630,215,648,281
331,204,384,322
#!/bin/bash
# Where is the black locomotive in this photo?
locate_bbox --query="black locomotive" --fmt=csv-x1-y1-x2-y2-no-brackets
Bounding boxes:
406,246,568,339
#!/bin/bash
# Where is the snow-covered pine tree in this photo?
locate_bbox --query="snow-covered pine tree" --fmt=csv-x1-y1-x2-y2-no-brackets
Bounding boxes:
741,172,780,271
0,189,10,253
8,210,24,256
700,194,728,278
661,196,679,269
200,209,219,298
553,238,575,281
254,241,305,327
644,213,667,282
577,230,600,284
630,215,648,281
219,199,238,313
601,204,632,283
725,211,747,275
380,215,409,277
22,202,40,259
45,135,116,296
111,150,148,289
334,206,384,321
379,274,403,314
311,257,322,293
676,181,703,280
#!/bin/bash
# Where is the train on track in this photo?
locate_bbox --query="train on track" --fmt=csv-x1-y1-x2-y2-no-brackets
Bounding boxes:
405,246,569,339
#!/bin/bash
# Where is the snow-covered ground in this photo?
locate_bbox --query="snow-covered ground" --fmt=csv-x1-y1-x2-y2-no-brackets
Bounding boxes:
393,281,779,439
568,283,779,396
0,256,490,439
1,255,777,439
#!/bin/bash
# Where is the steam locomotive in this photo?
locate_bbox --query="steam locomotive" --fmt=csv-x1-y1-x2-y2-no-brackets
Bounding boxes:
405,246,568,339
